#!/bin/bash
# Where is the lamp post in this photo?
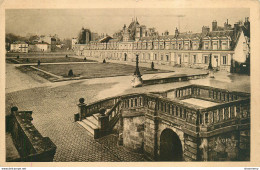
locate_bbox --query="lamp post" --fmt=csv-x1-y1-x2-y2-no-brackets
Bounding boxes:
208,53,214,78
131,54,143,87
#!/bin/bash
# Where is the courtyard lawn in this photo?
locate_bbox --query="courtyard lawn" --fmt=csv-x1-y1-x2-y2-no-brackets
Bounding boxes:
39,62,171,78
6,57,95,64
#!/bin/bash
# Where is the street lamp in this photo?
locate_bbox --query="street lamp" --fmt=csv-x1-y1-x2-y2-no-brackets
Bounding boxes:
131,54,143,87
208,53,214,78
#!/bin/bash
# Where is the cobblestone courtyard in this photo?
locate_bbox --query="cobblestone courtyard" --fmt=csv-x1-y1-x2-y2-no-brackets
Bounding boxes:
5,57,250,162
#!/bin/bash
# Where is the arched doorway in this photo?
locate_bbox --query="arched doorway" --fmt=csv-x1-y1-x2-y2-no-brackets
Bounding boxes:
160,129,183,161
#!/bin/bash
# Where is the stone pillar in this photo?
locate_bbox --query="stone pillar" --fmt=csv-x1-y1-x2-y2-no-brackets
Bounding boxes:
199,138,208,161
144,100,159,160
98,115,109,130
118,113,123,145
78,98,87,121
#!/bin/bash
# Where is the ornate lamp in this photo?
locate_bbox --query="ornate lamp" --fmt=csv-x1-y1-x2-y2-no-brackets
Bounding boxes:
131,54,143,87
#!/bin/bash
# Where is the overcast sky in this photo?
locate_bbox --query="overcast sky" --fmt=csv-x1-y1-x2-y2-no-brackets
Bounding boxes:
6,8,249,39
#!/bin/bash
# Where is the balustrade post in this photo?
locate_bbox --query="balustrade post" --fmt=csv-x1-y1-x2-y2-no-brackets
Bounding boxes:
98,108,109,130
77,98,87,121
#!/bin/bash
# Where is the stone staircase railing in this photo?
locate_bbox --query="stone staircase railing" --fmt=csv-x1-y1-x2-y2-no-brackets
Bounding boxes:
76,85,250,139
198,98,250,136
156,84,250,103
6,107,56,162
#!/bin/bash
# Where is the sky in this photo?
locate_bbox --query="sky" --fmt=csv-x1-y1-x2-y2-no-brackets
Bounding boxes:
5,8,249,39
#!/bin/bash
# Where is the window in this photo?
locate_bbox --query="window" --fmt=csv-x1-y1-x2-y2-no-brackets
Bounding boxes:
193,55,196,63
154,54,157,60
213,42,218,50
165,43,169,49
161,55,164,61
160,42,164,49
178,44,182,50
204,42,209,50
184,55,189,63
193,43,197,50
223,56,227,65
166,55,169,61
184,43,189,50
204,55,208,64
222,42,227,50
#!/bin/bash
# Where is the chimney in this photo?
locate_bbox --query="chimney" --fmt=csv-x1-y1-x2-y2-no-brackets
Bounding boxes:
212,20,217,31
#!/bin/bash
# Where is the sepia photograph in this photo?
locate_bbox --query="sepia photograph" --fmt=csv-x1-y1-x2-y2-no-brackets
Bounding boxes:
1,0,259,167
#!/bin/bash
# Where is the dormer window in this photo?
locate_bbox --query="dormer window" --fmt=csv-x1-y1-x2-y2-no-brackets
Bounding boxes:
204,42,209,50
213,42,218,50
222,42,227,50
184,43,189,50
193,43,197,50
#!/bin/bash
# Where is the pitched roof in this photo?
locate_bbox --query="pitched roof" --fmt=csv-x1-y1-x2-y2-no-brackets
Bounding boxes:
12,41,27,44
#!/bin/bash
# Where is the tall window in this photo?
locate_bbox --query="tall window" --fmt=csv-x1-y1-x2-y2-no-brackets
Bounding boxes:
161,54,164,61
222,56,227,65
166,55,169,61
193,55,196,63
213,42,218,50
178,44,182,50
184,55,188,63
154,54,157,60
204,56,208,64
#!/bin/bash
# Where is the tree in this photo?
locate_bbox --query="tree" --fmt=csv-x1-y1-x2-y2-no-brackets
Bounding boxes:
61,38,72,50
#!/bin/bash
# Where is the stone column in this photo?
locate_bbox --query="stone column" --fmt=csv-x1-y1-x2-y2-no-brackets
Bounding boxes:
144,100,159,160
98,115,109,130
78,98,87,121
199,138,209,161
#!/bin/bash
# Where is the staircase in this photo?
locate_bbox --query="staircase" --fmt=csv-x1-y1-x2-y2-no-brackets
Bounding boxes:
76,98,122,139
78,113,99,135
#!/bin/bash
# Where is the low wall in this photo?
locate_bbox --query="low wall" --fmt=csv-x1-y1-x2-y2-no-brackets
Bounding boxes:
6,51,75,57
6,107,56,162
143,73,209,86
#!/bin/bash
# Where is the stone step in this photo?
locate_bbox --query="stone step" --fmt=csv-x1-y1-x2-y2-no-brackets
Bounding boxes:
77,121,96,136
92,113,100,121
86,116,99,126
83,118,99,129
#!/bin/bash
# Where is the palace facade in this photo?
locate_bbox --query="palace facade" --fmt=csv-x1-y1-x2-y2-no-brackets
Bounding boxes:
75,18,250,73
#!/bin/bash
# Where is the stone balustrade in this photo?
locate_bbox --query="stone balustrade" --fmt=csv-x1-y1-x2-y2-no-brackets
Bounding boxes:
6,107,56,162
76,96,121,121
198,98,250,133
158,84,249,103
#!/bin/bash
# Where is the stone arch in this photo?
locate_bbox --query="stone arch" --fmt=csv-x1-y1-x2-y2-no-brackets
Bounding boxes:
159,128,183,161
